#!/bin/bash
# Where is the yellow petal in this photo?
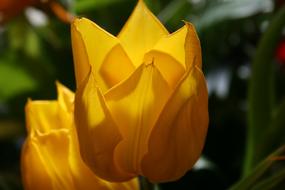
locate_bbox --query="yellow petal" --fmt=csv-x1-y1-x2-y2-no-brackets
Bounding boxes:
141,63,208,182
25,100,60,134
23,130,138,190
74,72,134,181
141,23,201,89
72,18,133,91
184,22,202,69
146,23,201,70
104,63,171,175
25,83,74,134
24,86,140,189
118,0,169,67
143,51,185,89
71,19,90,87
22,130,77,190
21,138,53,190
56,81,74,113
99,44,135,88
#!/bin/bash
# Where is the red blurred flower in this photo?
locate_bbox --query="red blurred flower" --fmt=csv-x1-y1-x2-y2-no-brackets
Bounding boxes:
276,40,285,64
0,0,38,24
275,0,285,8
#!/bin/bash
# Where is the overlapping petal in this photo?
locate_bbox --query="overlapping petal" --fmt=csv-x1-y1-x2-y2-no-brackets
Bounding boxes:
100,44,135,88
25,100,59,134
141,62,208,182
71,18,134,91
142,23,201,89
118,0,169,67
104,63,171,175
146,22,201,69
22,83,140,189
75,72,135,181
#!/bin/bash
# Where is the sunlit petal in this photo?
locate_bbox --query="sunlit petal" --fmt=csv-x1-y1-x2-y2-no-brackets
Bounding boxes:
104,63,171,175
118,0,169,67
56,81,74,113
21,138,53,190
72,18,133,91
25,100,60,134
22,130,76,190
142,23,201,89
23,83,140,189
143,51,184,89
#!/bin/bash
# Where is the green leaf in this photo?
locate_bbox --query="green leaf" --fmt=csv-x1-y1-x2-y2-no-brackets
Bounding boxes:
192,0,272,31
158,0,188,23
244,5,285,175
230,146,285,190
270,99,285,140
259,99,285,154
75,0,127,13
0,58,37,101
251,167,285,190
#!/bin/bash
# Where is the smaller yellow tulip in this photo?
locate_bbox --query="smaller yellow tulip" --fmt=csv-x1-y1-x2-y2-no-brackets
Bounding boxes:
21,82,139,190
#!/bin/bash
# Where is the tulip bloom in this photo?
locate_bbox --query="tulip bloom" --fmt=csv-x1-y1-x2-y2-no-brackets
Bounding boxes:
21,83,139,190
72,0,208,182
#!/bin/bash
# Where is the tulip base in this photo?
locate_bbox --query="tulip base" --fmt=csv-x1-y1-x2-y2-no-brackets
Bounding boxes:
141,177,159,190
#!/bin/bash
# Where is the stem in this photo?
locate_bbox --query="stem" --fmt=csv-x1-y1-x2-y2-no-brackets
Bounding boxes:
141,177,157,190
47,0,75,23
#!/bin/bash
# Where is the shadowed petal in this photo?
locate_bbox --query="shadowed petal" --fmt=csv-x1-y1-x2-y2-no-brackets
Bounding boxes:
75,72,134,181
141,63,208,182
184,22,202,69
118,0,169,67
100,44,135,88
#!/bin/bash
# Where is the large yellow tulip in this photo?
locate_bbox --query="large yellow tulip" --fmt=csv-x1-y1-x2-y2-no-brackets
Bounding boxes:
72,0,208,182
21,82,139,190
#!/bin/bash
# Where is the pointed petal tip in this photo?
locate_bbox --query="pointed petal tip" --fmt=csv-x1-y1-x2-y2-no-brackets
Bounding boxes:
72,17,89,26
181,21,199,40
71,17,83,29
182,21,201,68
26,98,32,106
117,0,168,67
55,80,63,92
55,81,73,96
119,0,168,37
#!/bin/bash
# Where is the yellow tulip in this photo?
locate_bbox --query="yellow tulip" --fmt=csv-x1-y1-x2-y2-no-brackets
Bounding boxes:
21,82,139,190
72,0,208,182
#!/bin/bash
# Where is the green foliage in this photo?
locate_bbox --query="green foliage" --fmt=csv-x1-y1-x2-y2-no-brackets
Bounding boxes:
75,0,127,13
244,5,285,175
0,55,37,101
231,146,285,190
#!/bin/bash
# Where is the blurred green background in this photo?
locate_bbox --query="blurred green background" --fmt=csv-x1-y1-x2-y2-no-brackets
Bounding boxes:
0,0,285,189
